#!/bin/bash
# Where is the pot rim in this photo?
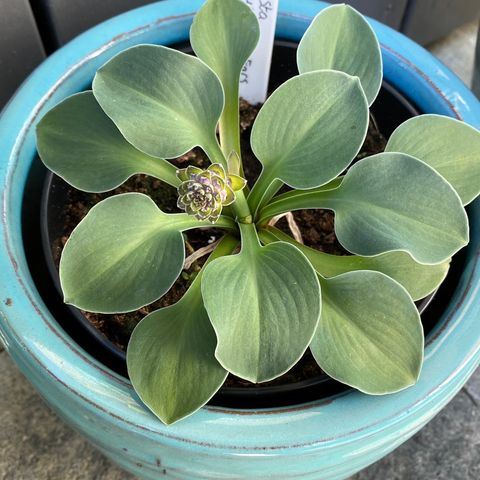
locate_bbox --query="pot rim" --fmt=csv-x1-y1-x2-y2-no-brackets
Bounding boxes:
0,0,479,454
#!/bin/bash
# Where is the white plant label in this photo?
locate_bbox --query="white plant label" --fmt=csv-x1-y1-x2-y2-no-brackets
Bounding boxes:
240,0,279,104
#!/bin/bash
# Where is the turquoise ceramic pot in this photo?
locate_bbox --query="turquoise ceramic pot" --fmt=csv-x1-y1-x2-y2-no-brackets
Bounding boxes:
1,1,479,478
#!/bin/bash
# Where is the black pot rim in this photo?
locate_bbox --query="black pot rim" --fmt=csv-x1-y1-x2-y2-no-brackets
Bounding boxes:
40,174,127,362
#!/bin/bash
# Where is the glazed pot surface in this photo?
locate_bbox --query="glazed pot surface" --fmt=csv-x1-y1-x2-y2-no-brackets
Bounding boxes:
1,1,479,479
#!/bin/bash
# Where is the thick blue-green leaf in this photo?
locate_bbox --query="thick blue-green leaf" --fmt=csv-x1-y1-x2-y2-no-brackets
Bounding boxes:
36,92,179,192
386,114,480,205
329,154,468,263
260,153,468,265
127,236,237,424
297,4,382,105
201,224,321,382
250,70,368,190
248,70,368,212
311,271,424,394
60,193,236,313
191,0,259,88
191,0,259,155
93,45,224,161
259,226,449,301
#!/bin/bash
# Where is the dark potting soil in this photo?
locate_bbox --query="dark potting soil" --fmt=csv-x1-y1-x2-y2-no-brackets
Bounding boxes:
52,99,387,387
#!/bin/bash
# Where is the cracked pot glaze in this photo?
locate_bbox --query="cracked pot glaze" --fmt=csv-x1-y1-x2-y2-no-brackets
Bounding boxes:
0,1,479,479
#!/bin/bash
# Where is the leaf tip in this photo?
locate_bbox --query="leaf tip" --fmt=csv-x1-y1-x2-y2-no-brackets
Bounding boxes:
162,415,179,426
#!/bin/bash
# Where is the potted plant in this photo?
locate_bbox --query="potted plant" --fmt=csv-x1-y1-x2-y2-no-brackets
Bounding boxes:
1,0,479,478
34,0,478,424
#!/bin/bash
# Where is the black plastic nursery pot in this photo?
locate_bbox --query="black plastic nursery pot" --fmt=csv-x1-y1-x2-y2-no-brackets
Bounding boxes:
34,40,464,409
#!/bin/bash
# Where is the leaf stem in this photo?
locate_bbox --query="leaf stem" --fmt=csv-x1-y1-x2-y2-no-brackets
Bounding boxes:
258,226,357,277
232,189,252,224
203,138,228,169
239,222,261,253
218,79,249,181
212,215,239,232
247,170,283,219
172,213,238,232
142,158,181,188
205,90,253,223
219,83,241,161
257,187,339,226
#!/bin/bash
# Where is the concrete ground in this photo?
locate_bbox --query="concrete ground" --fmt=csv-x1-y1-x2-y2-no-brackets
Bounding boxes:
1,21,479,480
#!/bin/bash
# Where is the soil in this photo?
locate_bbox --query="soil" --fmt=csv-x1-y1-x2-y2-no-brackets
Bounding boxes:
51,99,387,387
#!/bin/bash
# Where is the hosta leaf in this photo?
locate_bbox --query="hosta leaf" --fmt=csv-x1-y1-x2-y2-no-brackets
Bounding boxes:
36,92,179,192
260,153,468,265
60,193,235,313
386,114,480,205
249,70,368,209
127,236,237,424
191,0,259,88
201,224,321,382
127,291,226,424
311,271,424,394
191,0,259,155
259,227,449,301
329,153,468,264
297,4,382,105
93,45,224,160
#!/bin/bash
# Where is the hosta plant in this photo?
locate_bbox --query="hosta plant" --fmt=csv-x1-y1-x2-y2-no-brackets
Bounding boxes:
36,0,480,424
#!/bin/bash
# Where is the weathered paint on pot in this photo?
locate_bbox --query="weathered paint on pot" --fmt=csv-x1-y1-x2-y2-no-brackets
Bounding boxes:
0,1,479,478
